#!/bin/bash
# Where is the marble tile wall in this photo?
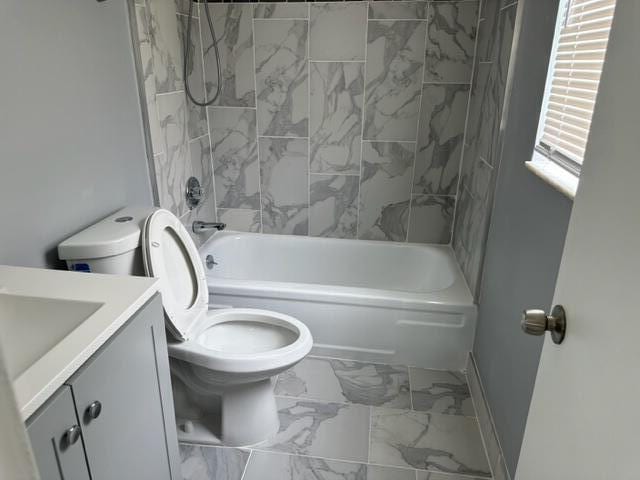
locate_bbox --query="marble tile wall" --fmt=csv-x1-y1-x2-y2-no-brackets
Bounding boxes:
132,0,482,246
134,0,218,246
452,0,520,297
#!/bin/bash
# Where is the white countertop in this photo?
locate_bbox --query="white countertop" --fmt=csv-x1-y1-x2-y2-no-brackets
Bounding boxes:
0,266,158,420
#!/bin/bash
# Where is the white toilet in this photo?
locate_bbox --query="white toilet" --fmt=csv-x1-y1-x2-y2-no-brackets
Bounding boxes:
58,207,313,447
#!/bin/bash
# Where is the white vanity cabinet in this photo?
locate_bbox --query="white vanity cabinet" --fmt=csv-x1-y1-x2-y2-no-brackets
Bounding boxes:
26,294,181,480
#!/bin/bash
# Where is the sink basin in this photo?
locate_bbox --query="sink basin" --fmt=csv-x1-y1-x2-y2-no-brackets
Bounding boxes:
0,293,103,381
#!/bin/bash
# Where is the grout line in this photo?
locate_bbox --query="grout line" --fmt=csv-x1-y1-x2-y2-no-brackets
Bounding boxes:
405,19,429,243
246,447,483,478
449,0,483,249
408,366,415,410
309,59,367,63
176,12,198,20
259,135,310,139
155,89,186,97
309,172,361,177
206,105,257,110
307,3,312,236
239,450,253,480
189,132,210,143
251,16,264,234
368,18,427,23
246,447,416,473
411,193,457,199
422,80,472,85
367,406,373,463
199,2,218,223
355,2,370,241
500,0,518,11
362,139,417,144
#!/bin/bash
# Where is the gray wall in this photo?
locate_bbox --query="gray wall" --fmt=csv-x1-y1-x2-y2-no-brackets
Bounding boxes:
472,0,572,475
0,0,153,268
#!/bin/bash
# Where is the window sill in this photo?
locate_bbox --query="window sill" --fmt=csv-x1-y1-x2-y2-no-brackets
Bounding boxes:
525,151,578,200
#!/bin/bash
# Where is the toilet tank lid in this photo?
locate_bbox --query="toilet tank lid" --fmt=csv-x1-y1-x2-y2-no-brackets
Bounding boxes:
58,206,156,260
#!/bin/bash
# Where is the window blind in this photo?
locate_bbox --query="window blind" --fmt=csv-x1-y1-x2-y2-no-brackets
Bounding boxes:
538,0,616,167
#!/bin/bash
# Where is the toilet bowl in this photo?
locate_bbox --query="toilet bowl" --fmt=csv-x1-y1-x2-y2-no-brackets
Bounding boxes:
141,209,313,446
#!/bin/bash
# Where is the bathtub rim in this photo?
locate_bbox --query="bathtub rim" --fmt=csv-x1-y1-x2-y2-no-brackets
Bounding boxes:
200,231,475,313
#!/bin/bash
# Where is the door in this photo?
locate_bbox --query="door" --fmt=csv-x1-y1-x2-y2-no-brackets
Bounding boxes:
26,386,91,480
67,296,175,480
517,2,640,479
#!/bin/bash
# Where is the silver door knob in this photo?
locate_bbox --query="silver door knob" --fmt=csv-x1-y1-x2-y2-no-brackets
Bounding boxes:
522,305,567,344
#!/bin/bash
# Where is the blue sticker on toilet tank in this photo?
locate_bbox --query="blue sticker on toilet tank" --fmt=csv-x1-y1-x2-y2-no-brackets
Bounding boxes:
71,263,91,273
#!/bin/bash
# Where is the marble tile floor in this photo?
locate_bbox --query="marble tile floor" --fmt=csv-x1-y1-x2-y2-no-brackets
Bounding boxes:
180,356,493,480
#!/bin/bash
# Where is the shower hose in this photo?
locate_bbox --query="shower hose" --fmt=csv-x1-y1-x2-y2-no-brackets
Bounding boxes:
183,0,222,106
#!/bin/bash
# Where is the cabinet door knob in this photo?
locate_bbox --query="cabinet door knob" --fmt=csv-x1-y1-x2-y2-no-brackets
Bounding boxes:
63,425,81,446
86,400,102,420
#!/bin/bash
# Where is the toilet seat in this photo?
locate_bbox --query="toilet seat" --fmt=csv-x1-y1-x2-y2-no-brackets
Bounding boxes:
141,209,312,372
168,308,312,374
141,209,208,341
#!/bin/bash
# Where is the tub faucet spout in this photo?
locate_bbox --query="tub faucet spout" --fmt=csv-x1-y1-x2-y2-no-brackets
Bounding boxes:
193,221,226,233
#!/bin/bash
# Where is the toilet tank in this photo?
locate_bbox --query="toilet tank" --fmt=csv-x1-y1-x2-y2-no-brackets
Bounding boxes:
58,206,155,275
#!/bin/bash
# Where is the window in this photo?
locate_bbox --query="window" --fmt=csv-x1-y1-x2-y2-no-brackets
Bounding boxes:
530,0,616,194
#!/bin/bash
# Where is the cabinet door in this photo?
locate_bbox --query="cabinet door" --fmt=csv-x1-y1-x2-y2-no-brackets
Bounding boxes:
67,295,179,480
26,386,91,480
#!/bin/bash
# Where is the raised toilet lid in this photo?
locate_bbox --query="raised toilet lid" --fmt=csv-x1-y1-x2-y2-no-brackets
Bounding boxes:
142,209,208,341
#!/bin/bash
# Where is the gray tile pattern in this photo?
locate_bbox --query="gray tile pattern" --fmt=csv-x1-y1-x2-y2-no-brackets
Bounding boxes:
209,107,260,210
408,195,455,244
178,357,493,480
425,2,479,84
369,2,428,20
364,20,427,141
309,3,368,61
148,0,184,94
259,138,309,235
178,14,208,139
453,1,519,297
260,397,370,462
254,3,309,20
358,141,414,241
134,0,496,249
156,92,191,216
202,4,256,107
180,444,249,480
217,209,261,233
275,357,411,408
310,62,364,174
254,19,309,137
414,83,470,196
370,407,491,477
309,175,359,239
244,451,415,480
134,5,163,156
410,367,474,416
476,0,500,63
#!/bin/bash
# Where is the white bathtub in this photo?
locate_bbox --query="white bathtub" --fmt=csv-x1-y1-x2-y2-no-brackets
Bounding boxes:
200,232,477,370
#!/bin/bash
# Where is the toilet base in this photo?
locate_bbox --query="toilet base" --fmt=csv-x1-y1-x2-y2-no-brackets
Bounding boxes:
221,378,280,447
172,369,280,447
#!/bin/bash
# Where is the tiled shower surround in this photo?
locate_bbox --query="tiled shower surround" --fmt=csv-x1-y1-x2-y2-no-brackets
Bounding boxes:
133,0,480,245
453,0,519,296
